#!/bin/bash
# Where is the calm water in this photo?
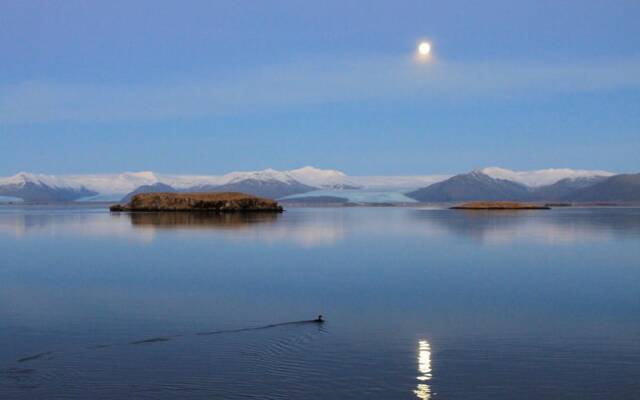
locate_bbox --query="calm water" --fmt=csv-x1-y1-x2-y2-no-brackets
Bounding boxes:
1,206,639,399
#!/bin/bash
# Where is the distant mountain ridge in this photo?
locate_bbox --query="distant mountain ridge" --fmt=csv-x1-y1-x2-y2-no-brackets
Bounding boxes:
479,167,614,187
1,166,635,203
528,176,608,201
407,170,639,203
188,179,316,200
407,170,531,202
288,166,361,189
566,173,640,202
0,172,96,202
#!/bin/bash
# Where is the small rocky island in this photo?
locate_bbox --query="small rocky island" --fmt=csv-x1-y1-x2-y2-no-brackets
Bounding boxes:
110,192,283,212
450,201,550,210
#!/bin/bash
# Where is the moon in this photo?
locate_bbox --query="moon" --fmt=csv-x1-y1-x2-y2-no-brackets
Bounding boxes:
418,41,431,56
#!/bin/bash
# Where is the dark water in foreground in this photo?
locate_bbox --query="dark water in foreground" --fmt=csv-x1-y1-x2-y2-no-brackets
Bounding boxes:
1,206,639,399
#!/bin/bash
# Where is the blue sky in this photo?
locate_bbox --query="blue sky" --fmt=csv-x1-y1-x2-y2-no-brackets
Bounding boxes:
1,0,639,175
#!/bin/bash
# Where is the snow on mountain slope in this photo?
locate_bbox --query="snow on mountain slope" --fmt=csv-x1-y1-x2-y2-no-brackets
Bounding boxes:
480,167,615,187
407,170,532,202
0,168,314,197
164,169,304,189
288,166,359,188
159,174,224,190
0,172,79,189
0,172,97,202
2,167,447,196
223,168,298,185
0,171,166,197
64,171,160,194
0,166,623,202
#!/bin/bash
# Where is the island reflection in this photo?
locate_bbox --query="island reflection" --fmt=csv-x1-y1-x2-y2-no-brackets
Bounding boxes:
127,211,280,230
125,210,344,247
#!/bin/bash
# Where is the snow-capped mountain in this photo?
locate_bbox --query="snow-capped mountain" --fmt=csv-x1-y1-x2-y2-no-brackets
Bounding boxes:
174,168,315,199
166,168,340,190
1,166,631,203
0,172,97,202
406,168,628,202
65,171,161,195
566,173,640,202
288,166,360,189
0,168,334,202
528,176,609,200
223,168,299,185
479,167,614,187
0,166,451,202
0,172,77,189
407,170,531,202
184,169,316,200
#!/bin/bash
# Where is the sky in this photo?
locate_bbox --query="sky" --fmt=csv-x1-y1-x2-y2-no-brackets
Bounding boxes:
1,0,639,176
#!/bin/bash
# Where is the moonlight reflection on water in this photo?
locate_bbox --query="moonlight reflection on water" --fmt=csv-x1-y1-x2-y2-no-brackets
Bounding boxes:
415,340,433,399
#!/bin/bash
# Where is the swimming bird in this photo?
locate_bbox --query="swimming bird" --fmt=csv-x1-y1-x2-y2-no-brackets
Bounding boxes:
313,315,324,323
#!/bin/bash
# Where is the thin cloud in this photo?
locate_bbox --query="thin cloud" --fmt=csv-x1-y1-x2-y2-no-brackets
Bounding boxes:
2,55,639,124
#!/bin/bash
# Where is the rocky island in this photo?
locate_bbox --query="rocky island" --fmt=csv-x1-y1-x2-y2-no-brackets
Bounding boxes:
110,192,283,212
450,201,550,210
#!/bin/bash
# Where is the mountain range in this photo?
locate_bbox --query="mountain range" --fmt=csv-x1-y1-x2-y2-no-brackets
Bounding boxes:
1,166,638,203
407,168,639,203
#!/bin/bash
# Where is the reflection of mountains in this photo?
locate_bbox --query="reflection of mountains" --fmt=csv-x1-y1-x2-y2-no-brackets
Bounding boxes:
0,213,57,235
411,208,640,243
128,212,279,230
0,211,152,241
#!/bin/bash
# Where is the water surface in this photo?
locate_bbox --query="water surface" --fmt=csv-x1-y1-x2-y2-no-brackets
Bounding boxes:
1,206,639,399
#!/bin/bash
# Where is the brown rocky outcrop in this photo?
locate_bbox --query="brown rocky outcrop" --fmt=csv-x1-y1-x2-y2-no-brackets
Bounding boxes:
110,192,283,212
